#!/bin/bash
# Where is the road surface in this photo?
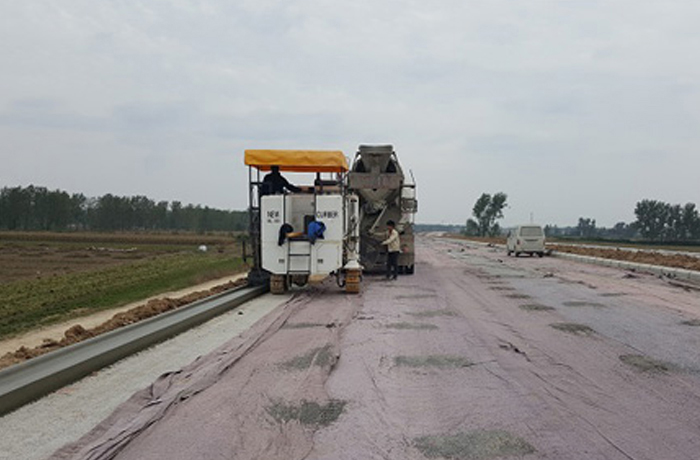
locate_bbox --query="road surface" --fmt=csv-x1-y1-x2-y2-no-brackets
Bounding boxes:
50,235,700,459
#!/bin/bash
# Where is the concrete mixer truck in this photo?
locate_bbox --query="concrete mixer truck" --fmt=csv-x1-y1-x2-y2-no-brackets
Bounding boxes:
347,145,417,274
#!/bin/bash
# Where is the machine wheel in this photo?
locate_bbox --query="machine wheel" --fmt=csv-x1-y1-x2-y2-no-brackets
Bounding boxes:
515,251,521,257
405,264,415,275
291,274,309,286
270,274,287,294
538,252,544,258
507,249,512,256
345,270,361,294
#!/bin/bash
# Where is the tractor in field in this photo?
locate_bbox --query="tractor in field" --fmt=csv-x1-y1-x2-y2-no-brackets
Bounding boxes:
245,150,362,294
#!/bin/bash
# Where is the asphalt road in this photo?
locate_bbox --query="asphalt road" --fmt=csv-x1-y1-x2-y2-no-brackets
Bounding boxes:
49,235,700,459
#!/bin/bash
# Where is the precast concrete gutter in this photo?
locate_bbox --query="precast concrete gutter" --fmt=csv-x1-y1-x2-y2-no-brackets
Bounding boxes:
550,250,700,283
0,284,267,416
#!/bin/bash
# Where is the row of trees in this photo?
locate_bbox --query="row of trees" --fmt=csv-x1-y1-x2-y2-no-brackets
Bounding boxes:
634,200,700,242
0,185,248,233
462,193,700,243
545,200,700,242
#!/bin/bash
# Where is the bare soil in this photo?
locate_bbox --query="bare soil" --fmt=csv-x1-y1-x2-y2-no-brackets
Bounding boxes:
549,244,700,272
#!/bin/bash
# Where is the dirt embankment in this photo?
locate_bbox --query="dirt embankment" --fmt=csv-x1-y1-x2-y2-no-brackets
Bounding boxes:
0,278,247,371
550,244,700,272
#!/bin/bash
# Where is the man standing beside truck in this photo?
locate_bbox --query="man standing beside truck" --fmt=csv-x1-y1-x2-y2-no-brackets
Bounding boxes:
382,220,401,280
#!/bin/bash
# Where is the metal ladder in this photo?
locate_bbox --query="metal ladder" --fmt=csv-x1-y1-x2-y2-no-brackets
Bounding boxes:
287,239,312,274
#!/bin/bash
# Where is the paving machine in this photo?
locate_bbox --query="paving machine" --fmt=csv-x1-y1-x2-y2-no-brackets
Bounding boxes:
347,145,417,274
245,150,362,294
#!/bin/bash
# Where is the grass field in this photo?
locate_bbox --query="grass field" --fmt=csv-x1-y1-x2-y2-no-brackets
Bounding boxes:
0,231,246,339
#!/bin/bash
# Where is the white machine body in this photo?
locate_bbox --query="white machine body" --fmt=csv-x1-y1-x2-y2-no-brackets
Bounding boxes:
261,194,357,275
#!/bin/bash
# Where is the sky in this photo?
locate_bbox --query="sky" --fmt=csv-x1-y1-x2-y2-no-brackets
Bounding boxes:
1,1,699,227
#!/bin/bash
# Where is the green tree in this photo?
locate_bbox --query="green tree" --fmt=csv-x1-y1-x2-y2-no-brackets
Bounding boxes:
576,217,597,238
634,199,668,241
468,192,508,237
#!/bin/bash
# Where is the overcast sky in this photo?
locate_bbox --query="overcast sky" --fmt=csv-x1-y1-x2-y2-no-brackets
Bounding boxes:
1,1,698,227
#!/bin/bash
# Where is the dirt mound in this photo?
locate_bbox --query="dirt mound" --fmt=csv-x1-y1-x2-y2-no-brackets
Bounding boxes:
550,244,700,272
0,278,247,371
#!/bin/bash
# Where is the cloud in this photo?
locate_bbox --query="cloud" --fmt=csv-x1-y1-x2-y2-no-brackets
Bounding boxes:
1,0,699,226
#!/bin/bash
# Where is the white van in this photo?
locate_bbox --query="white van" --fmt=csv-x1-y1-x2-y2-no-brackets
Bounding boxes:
506,225,545,257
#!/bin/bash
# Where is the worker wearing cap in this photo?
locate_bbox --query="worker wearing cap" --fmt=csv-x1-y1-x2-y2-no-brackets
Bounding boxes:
382,220,401,280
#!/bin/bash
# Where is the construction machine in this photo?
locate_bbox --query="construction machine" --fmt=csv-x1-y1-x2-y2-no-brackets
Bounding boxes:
245,150,362,294
347,145,417,274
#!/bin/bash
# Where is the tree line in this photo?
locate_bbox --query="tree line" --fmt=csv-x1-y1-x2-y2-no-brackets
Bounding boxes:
546,200,700,242
0,185,248,233
462,192,700,243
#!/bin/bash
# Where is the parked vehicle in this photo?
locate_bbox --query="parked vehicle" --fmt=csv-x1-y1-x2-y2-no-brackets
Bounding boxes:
507,225,545,257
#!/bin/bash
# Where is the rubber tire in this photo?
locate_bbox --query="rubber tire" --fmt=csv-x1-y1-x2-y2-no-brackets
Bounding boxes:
538,252,544,258
270,275,287,295
345,270,361,294
515,252,521,257
406,264,415,275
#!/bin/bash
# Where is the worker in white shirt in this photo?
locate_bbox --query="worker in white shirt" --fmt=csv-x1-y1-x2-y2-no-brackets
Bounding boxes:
382,220,401,280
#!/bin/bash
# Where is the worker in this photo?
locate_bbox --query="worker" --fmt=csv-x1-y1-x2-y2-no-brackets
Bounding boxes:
382,220,401,280
261,165,301,195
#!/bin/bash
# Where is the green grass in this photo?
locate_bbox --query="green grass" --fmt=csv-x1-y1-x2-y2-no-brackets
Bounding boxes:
0,252,245,338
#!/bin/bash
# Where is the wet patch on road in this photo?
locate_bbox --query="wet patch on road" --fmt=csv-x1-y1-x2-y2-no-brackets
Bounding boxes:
550,322,595,335
562,301,606,308
386,322,439,330
505,293,531,299
519,304,555,311
489,286,515,291
394,355,473,369
599,292,627,297
414,430,535,459
395,294,438,300
680,319,700,326
283,322,325,329
407,309,458,318
266,399,347,427
619,354,670,373
279,345,335,370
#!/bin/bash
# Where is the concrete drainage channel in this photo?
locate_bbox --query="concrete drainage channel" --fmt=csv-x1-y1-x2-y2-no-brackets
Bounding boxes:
0,284,267,416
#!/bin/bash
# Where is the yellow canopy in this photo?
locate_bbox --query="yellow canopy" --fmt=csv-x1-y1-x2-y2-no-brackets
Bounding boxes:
244,149,348,173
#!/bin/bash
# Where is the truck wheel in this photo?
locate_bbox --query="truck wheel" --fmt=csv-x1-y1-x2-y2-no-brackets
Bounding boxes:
406,264,415,275
538,252,544,258
515,251,521,257
345,269,361,294
270,274,287,294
